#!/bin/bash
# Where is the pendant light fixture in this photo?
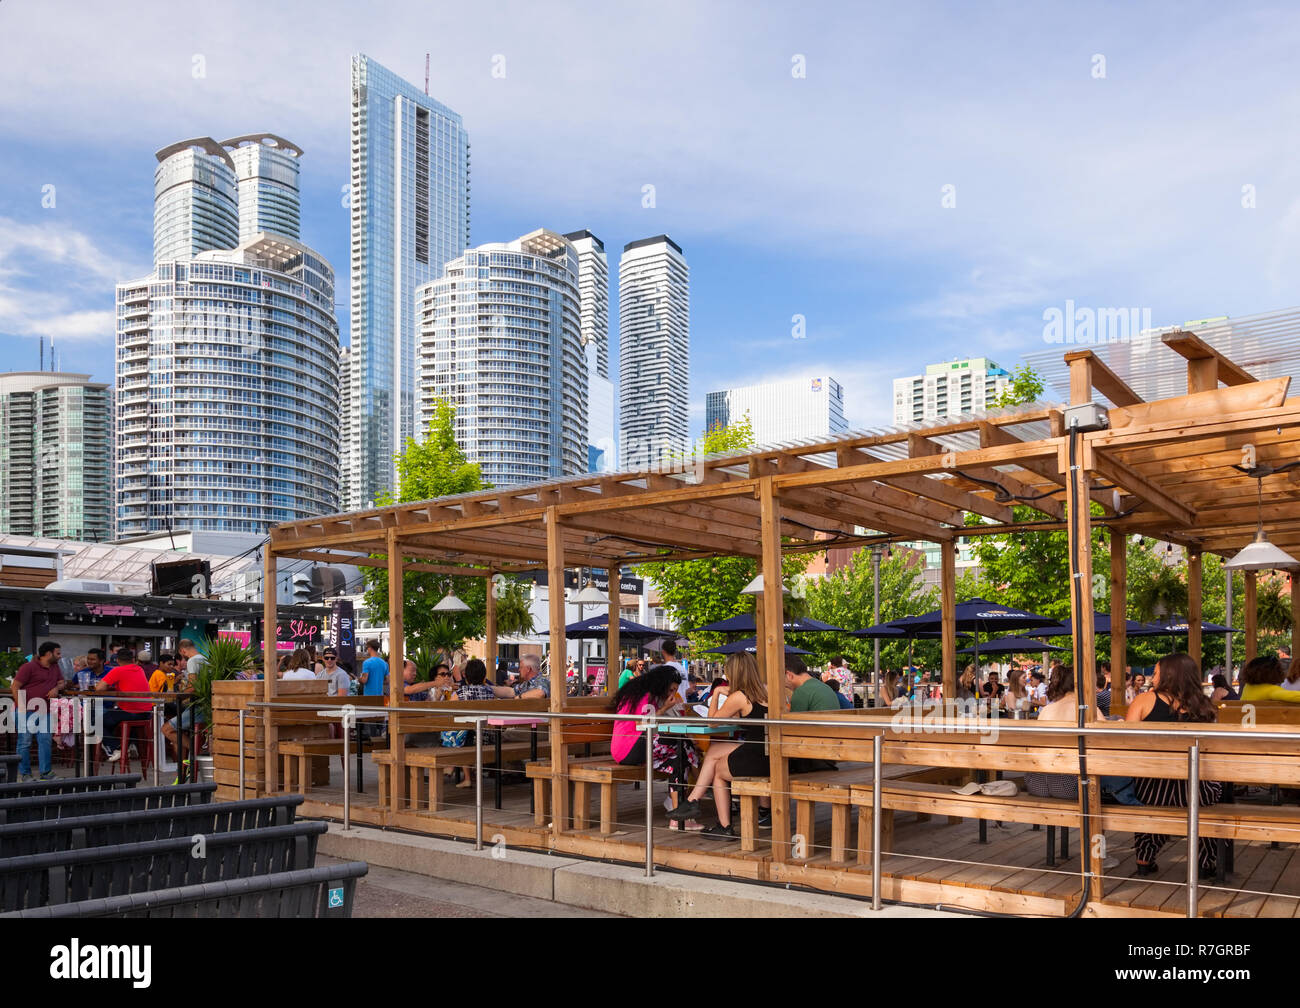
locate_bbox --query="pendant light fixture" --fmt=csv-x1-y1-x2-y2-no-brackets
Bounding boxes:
1225,472,1300,571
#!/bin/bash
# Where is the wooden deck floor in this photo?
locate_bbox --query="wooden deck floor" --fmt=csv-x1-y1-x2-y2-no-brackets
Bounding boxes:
291,754,1300,918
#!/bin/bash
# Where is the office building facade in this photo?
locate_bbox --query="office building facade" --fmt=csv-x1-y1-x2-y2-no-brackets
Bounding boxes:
115,135,340,537
705,375,847,446
417,229,586,486
892,358,1012,425
618,235,689,469
347,53,471,509
564,230,614,471
0,372,112,541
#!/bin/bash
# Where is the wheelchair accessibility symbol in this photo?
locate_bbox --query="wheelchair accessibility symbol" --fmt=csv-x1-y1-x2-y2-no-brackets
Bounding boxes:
328,886,344,908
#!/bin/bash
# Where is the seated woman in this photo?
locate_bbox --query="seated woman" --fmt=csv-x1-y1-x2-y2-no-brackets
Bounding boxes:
1002,667,1031,717
880,669,901,706
610,665,700,829
956,665,977,702
1126,652,1222,875
661,653,767,840
1209,673,1239,703
1239,654,1300,703
1024,665,1080,800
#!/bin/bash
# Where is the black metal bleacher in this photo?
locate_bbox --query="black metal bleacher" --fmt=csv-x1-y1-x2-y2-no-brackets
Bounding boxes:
3,862,370,918
0,821,330,912
0,794,305,858
0,782,214,825
0,773,141,801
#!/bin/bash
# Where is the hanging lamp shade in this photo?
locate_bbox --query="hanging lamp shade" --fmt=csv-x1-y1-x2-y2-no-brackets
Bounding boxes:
432,590,472,613
572,581,609,605
1224,532,1300,571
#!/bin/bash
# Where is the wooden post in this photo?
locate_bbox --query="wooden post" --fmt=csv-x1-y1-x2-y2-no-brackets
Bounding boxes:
547,507,570,836
1187,548,1203,672
606,583,620,696
1245,572,1258,664
759,477,790,864
940,540,956,701
1110,530,1127,696
387,529,406,813
1291,573,1300,672
1065,442,1097,717
263,546,278,795
485,568,497,677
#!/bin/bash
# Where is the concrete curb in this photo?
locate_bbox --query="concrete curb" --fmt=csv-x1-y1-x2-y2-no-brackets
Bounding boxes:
317,823,959,917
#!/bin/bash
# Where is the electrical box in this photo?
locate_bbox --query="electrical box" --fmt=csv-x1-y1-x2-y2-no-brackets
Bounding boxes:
1062,402,1109,433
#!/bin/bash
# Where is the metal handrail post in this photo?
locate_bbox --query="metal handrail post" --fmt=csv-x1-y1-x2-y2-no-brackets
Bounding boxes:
82,696,92,776
238,709,246,801
872,733,883,911
475,717,486,851
645,716,656,878
341,706,353,832
1187,741,1200,918
151,704,160,787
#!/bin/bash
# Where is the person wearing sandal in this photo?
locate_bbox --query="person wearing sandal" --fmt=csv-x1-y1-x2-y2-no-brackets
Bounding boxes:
609,665,701,828
1126,652,1221,876
669,653,768,840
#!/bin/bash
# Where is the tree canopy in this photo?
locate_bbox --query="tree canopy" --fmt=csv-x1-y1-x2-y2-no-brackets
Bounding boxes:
362,401,489,659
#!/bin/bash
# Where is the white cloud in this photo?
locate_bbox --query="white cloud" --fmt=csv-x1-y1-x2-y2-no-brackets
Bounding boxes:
0,216,141,347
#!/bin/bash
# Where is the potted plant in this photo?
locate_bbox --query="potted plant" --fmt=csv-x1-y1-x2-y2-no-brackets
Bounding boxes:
189,636,256,781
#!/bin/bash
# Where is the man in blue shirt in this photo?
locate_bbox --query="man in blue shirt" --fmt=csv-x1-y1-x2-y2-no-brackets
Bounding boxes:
359,639,388,697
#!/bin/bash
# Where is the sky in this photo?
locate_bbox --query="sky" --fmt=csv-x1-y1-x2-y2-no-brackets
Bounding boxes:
3,0,1300,434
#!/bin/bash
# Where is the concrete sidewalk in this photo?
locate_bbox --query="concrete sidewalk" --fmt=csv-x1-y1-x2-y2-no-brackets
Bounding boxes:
317,823,961,918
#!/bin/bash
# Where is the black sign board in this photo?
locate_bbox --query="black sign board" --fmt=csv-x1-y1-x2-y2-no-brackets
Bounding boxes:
530,571,643,596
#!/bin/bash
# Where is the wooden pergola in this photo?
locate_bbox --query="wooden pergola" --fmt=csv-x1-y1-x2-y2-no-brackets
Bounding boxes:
262,336,1300,862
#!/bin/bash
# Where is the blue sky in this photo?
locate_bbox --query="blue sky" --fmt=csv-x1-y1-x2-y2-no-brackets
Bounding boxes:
3,1,1300,432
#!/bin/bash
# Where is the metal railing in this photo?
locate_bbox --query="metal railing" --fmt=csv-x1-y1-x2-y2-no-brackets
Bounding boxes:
240,700,1300,915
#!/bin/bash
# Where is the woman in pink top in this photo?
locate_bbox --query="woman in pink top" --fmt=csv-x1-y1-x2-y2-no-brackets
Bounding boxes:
611,665,683,765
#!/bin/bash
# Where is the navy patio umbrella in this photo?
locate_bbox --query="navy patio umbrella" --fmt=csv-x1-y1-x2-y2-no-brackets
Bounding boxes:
1013,614,1159,639
1138,615,1236,636
691,614,846,634
959,636,1067,655
703,636,812,656
891,599,1065,676
564,615,664,640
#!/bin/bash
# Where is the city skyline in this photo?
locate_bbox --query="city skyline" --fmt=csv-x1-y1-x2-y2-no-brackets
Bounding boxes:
11,4,1300,441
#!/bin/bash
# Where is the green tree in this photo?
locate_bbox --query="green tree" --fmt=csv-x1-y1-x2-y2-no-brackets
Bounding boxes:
993,364,1046,408
639,413,810,650
803,548,936,671
362,402,489,659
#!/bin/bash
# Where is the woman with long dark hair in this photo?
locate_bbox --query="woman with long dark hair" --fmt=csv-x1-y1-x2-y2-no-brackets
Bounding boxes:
1126,653,1221,875
611,665,684,767
1239,654,1300,703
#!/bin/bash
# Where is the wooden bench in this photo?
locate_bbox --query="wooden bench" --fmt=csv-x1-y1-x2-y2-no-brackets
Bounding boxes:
732,765,968,860
373,742,549,811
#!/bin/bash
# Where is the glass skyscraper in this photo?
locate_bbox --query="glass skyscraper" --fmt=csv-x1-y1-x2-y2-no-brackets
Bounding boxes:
152,137,239,265
418,229,586,486
0,372,112,541
563,230,615,472
618,235,689,469
347,54,471,508
115,136,340,537
225,133,303,243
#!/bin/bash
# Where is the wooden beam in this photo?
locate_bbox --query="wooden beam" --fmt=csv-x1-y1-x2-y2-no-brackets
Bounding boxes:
841,444,1014,524
607,583,620,697
1068,351,1093,405
1064,350,1143,407
547,507,570,840
1292,573,1300,674
1162,331,1257,388
1245,572,1258,664
910,432,1066,521
1105,377,1290,432
1064,441,1097,717
1110,531,1127,691
485,568,497,677
387,529,406,814
759,477,790,865
941,540,956,701
980,422,1112,513
1187,548,1203,672
262,546,278,796
1089,449,1196,527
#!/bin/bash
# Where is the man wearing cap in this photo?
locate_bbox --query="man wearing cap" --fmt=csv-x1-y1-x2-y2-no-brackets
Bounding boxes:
322,649,351,697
